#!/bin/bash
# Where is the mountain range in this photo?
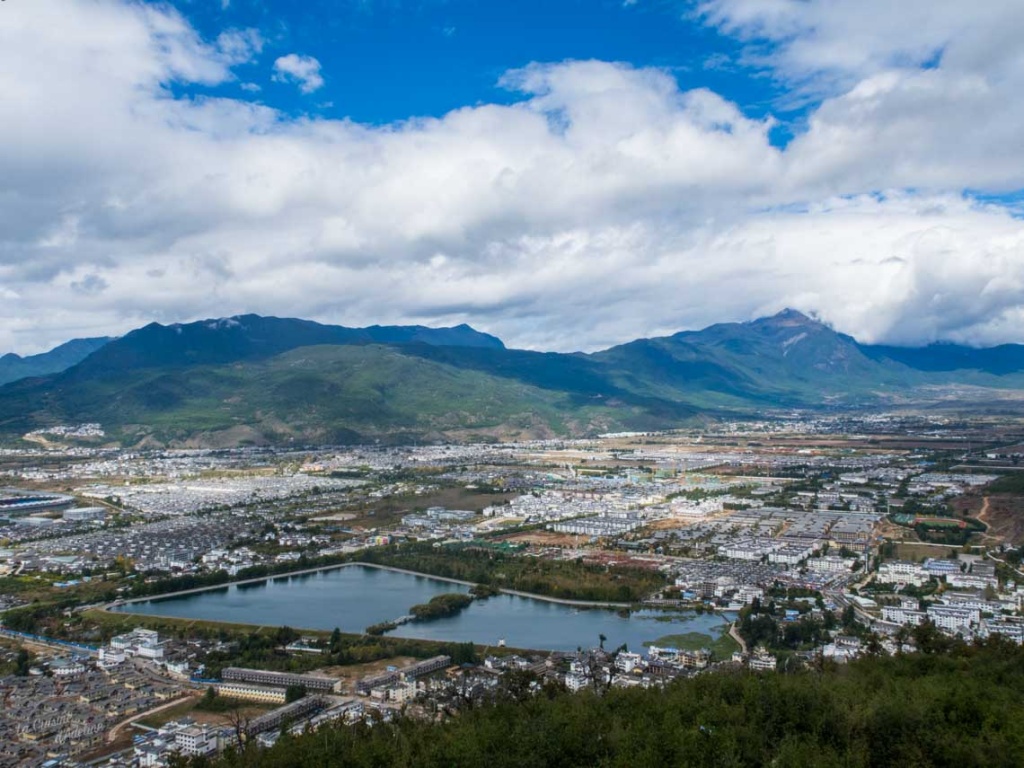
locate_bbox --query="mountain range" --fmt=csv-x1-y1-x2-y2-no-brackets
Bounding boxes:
3,310,1024,447
0,337,112,387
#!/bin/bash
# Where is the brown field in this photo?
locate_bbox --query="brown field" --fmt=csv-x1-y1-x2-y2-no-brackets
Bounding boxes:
312,512,357,522
894,541,964,562
344,486,518,528
319,656,419,694
138,699,273,729
955,493,1024,546
500,530,587,547
645,516,723,531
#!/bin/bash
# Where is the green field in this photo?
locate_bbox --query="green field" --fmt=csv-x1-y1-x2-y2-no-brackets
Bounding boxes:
915,517,966,529
643,630,740,660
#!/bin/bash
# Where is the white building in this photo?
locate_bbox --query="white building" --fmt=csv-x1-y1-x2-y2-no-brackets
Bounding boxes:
109,627,165,659
50,657,86,677
927,606,979,633
748,647,777,672
215,683,287,704
876,562,929,587
881,606,926,626
807,556,855,573
615,652,644,673
176,725,218,758
769,544,815,566
565,673,589,692
98,647,126,667
945,573,998,590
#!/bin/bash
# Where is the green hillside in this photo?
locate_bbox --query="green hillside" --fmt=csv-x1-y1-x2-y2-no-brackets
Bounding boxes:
0,345,665,445
0,336,111,386
3,310,1024,447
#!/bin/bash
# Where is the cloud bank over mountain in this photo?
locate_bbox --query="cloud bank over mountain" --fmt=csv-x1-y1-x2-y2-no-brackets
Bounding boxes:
2,0,1022,354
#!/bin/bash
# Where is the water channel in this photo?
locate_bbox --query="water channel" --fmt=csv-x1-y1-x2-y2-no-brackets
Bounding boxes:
113,564,736,653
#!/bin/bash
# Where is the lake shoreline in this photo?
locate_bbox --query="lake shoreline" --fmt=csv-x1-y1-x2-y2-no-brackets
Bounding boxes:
104,561,634,611
104,562,735,652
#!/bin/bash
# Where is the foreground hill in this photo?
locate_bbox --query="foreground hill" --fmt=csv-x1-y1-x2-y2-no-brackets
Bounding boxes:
212,640,1024,768
2,310,1024,446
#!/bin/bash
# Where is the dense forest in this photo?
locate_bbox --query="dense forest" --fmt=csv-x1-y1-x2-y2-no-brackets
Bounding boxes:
197,638,1024,768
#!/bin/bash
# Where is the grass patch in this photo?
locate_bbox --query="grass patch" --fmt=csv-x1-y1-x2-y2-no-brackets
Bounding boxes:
83,607,304,640
137,698,200,728
987,474,1024,494
643,629,740,660
893,542,963,562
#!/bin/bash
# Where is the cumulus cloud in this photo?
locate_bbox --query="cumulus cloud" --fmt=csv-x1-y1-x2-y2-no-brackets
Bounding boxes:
273,53,325,93
701,0,1024,192
0,0,1023,355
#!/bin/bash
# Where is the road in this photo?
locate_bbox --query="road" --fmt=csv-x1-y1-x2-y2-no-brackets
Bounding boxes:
824,589,876,626
987,551,1024,580
130,657,204,690
0,627,99,657
728,622,747,655
106,693,198,743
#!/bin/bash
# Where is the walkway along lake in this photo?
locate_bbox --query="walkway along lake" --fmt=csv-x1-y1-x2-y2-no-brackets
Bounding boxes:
111,564,736,653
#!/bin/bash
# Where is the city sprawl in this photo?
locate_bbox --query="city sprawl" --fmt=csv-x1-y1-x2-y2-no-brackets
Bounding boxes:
2,413,1024,766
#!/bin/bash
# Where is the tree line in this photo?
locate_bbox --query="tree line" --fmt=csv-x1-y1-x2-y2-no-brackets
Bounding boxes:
198,637,1024,768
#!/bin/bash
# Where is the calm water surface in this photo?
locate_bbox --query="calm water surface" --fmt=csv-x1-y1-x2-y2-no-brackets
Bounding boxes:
114,564,735,652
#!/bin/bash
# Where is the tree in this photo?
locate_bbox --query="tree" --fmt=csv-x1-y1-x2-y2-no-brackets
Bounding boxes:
285,684,307,703
275,626,299,646
841,605,857,630
14,648,31,677
865,633,883,656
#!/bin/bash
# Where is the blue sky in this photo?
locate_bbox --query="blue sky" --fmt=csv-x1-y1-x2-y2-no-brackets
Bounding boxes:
2,0,1024,354
173,0,786,131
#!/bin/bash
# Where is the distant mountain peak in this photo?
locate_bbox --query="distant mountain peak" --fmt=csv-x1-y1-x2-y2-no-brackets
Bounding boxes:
62,314,506,376
754,308,819,327
0,336,113,386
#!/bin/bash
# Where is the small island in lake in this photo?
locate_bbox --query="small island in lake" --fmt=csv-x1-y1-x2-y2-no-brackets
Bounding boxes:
409,593,475,621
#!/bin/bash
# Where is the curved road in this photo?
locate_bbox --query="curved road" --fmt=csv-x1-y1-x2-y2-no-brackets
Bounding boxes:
106,693,198,743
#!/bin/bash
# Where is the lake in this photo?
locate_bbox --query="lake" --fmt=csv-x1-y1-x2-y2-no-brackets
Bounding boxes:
113,564,735,653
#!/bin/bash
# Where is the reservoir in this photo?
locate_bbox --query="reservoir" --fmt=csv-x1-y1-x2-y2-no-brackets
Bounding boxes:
113,564,736,653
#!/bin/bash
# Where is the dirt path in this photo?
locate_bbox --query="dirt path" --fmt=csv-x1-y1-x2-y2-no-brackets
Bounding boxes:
106,693,197,743
978,496,992,525
729,622,747,655
974,496,1000,544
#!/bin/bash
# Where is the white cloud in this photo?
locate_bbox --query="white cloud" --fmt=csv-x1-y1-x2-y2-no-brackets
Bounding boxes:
699,0,1024,87
701,0,1024,194
1,0,1023,356
273,53,325,94
217,28,263,65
